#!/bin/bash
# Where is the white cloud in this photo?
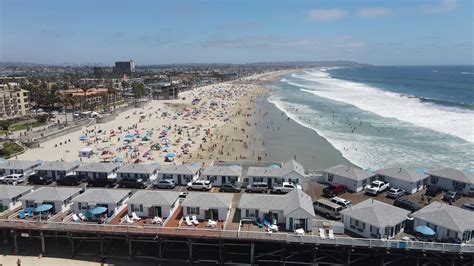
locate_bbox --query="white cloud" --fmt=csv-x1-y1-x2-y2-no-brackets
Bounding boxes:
308,9,346,21
422,0,458,14
357,7,392,18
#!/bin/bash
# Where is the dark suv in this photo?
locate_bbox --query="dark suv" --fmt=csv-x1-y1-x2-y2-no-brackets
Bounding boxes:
56,175,83,186
323,183,346,197
393,198,421,213
88,177,117,187
425,185,442,197
118,178,146,189
27,174,53,185
219,182,241,193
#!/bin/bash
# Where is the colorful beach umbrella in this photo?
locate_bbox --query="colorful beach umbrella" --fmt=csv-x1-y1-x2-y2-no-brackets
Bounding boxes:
165,153,176,158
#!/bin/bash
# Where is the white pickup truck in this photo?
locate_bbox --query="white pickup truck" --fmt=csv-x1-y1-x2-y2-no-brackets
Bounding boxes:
365,181,390,195
272,182,302,194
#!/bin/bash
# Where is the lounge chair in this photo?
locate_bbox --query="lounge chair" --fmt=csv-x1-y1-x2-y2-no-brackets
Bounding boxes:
19,210,25,219
319,228,326,239
27,208,33,217
192,215,200,225
78,213,87,221
185,216,193,226
72,214,80,223
295,228,305,236
263,219,271,228
132,212,141,221
268,224,279,232
328,229,335,240
207,219,217,228
152,216,163,224
255,218,264,228
125,215,134,224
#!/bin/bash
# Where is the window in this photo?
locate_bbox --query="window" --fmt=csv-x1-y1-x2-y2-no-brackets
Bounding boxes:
328,174,334,182
208,176,217,182
132,204,143,212
362,179,367,186
187,207,200,215
452,181,466,189
431,176,438,184
253,177,263,182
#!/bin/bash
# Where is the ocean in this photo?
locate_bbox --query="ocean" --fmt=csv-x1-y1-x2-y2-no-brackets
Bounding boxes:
267,65,474,170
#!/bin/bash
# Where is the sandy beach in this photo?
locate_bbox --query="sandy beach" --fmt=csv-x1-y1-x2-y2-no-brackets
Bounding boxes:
17,70,296,168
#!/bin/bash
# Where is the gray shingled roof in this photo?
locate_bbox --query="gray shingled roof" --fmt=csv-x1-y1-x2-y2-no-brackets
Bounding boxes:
324,165,375,181
72,189,130,204
181,193,232,209
201,165,242,177
411,202,474,232
35,161,81,172
376,167,428,183
0,160,41,170
127,190,179,207
20,187,82,202
427,168,474,184
159,164,200,175
340,199,410,228
0,185,33,200
247,160,304,178
75,163,121,173
116,164,159,174
238,189,315,217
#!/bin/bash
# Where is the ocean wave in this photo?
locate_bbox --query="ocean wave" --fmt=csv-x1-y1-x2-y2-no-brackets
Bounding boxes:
461,71,473,75
284,70,474,142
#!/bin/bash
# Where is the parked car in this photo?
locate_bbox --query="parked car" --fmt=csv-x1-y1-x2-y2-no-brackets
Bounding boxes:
245,182,268,193
56,175,83,186
27,174,53,185
272,182,301,194
154,179,176,189
0,174,25,184
187,180,212,191
442,191,461,202
330,196,352,208
88,177,117,188
118,178,146,189
425,185,442,197
219,182,241,193
313,199,344,219
365,181,390,196
393,198,421,213
386,187,406,199
322,183,346,197
461,202,474,211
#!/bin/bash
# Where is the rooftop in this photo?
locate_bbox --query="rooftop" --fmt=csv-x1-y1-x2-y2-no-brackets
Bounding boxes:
75,163,121,173
324,165,375,181
126,190,179,207
427,168,474,184
159,164,201,175
116,163,159,174
201,165,242,177
34,161,81,172
0,160,41,170
20,187,82,202
412,202,474,232
181,193,232,210
247,160,304,178
340,199,410,228
72,189,130,204
0,185,33,200
376,167,428,183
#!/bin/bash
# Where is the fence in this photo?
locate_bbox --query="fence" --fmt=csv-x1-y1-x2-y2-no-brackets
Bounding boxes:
0,219,472,254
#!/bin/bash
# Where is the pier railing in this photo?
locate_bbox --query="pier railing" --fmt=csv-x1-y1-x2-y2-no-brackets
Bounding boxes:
0,219,472,254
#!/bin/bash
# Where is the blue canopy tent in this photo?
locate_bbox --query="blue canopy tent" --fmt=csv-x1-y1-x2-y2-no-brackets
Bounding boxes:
415,226,436,236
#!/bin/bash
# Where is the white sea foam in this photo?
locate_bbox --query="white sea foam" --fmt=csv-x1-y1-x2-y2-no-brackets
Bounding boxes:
286,70,474,142
461,71,473,75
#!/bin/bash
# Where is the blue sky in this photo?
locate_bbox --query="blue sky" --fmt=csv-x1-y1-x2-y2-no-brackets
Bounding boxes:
0,0,472,65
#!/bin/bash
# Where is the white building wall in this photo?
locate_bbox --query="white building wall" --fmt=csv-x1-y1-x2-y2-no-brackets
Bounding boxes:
431,176,472,196
324,173,367,192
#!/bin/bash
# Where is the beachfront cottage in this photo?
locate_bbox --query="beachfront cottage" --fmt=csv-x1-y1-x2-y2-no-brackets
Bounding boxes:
238,189,316,232
34,161,81,180
0,160,42,176
72,188,130,217
323,165,376,192
0,185,33,212
158,164,201,186
126,190,180,219
246,160,305,189
200,165,242,186
427,168,474,196
19,187,82,214
340,199,410,239
75,162,121,180
181,193,232,221
411,202,474,243
375,167,429,195
116,163,159,181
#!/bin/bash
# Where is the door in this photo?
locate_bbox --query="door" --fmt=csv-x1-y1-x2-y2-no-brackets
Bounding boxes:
154,206,162,217
177,175,182,185
268,178,272,188
210,209,218,220
221,176,225,185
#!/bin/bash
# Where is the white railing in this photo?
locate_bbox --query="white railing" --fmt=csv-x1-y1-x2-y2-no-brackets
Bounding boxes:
0,219,472,253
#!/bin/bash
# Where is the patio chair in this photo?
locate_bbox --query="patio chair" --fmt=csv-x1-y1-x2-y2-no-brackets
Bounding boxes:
78,213,87,221
263,219,271,228
152,216,163,224
72,214,81,223
295,228,305,236
132,212,141,221
19,210,25,219
255,218,264,228
27,208,33,217
319,228,326,239
207,219,217,228
125,215,134,224
192,215,200,225
328,229,335,240
269,224,279,232
185,216,193,226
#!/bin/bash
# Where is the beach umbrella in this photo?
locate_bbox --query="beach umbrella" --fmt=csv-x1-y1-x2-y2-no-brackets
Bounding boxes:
415,226,436,236
125,133,135,138
35,204,53,213
165,153,176,158
87,207,107,216
269,164,280,169
79,135,88,141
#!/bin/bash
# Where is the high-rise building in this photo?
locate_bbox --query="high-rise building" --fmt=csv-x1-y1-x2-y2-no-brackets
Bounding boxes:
114,60,135,74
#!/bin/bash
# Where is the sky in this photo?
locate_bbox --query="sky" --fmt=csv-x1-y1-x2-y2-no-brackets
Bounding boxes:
0,0,472,65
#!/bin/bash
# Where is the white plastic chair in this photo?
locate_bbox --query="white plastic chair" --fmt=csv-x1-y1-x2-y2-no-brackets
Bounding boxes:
192,215,200,225
72,214,80,223
328,229,335,239
132,212,141,221
125,215,134,223
152,216,163,224
319,228,326,239
185,216,193,226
